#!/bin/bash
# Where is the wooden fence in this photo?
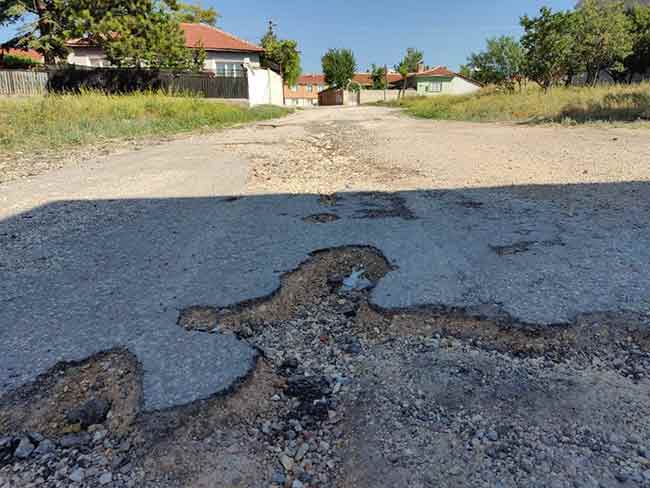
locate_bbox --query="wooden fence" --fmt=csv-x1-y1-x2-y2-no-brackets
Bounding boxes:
0,67,249,99
0,70,48,96
162,74,248,99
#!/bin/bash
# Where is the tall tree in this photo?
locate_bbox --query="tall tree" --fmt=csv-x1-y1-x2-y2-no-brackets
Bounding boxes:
520,7,577,90
261,21,302,86
394,48,424,96
573,0,634,85
173,2,220,25
622,4,650,80
0,0,201,70
465,36,524,90
321,48,356,89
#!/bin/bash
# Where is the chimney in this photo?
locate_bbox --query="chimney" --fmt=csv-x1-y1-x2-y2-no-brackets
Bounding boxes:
417,62,425,73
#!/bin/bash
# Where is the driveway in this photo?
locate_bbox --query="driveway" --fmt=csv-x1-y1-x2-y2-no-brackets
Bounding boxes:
1,106,650,412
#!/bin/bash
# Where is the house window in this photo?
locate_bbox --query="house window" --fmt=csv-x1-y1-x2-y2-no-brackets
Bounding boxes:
290,85,298,92
427,81,443,93
215,63,244,78
307,85,313,92
318,85,325,92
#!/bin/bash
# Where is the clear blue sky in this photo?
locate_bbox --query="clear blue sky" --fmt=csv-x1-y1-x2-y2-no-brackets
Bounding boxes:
1,0,577,72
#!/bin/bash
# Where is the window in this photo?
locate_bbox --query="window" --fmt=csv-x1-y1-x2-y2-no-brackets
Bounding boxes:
215,63,244,78
318,85,325,92
427,81,443,93
307,85,313,92
290,85,298,92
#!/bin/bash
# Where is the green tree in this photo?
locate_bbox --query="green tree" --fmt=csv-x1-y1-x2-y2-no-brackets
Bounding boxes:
465,36,524,90
622,4,650,80
99,7,205,70
261,21,302,86
573,0,634,85
370,64,387,89
173,2,220,25
321,48,356,89
394,48,424,96
1,0,200,70
520,7,577,90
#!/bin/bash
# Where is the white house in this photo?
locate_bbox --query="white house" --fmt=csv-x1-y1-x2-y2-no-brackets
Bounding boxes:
403,66,482,96
65,23,284,106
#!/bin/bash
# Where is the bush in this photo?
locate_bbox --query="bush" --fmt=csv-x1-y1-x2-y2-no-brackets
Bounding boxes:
0,91,289,154
382,83,650,124
0,54,42,69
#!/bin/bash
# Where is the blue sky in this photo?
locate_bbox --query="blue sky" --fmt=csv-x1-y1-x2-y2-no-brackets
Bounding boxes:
1,1,576,72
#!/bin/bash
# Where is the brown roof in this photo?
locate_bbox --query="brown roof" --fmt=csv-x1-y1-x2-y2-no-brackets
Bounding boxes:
295,74,326,85
0,48,43,62
411,66,483,87
67,24,264,53
412,66,457,78
180,23,263,53
353,72,403,86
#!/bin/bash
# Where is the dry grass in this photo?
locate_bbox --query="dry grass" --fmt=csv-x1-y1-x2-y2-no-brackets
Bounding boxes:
0,91,289,154
383,83,650,126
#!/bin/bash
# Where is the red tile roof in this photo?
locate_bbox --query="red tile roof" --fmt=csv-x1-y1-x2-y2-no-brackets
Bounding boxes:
67,24,264,53
412,66,457,78
353,72,404,86
180,23,263,53
0,48,43,62
411,66,483,86
295,74,326,85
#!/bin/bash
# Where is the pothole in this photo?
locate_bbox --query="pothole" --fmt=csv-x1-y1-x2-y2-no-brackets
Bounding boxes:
354,193,416,220
178,246,394,334
302,213,340,224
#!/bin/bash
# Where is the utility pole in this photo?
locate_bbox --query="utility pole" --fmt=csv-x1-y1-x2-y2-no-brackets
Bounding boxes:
384,64,388,102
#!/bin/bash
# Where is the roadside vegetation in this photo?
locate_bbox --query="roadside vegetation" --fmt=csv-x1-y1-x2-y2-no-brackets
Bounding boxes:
0,91,289,153
384,83,650,124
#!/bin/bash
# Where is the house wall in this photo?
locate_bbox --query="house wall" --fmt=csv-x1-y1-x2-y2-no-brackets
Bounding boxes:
204,52,260,74
448,76,482,95
415,76,481,96
247,67,284,106
284,82,324,106
67,47,109,67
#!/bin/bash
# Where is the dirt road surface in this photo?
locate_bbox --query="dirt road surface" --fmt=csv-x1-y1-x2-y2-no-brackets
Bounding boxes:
1,106,650,488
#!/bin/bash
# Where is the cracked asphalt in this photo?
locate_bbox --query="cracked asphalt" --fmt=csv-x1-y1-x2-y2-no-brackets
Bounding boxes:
1,106,650,411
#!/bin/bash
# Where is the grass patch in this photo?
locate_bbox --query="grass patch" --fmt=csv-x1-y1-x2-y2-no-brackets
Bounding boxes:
0,91,290,154
381,83,650,125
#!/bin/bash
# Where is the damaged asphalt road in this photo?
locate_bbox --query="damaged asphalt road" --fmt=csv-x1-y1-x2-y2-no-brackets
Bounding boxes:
1,107,650,414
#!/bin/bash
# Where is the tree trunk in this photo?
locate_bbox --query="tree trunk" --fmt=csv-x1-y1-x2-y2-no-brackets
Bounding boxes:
33,0,55,65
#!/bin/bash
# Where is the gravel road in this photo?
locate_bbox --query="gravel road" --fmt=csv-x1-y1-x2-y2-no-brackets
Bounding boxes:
1,106,650,487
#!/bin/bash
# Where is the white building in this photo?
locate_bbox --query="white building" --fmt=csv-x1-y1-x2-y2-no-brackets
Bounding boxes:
66,23,284,106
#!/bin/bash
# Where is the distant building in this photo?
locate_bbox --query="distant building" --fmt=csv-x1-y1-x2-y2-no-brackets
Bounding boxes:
284,74,327,107
395,66,483,95
352,72,403,89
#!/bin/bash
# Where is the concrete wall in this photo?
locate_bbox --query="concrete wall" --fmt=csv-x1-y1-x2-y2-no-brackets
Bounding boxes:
247,67,284,106
359,89,416,104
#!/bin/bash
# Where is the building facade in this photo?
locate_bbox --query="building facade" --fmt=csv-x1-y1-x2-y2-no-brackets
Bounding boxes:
284,74,327,106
